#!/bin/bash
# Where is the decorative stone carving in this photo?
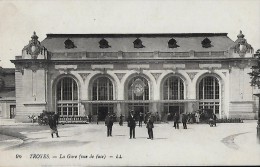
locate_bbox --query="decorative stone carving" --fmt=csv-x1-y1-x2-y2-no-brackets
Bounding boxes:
100,68,107,74
19,61,48,73
132,78,145,96
234,61,248,69
135,67,143,74
151,73,162,82
207,67,215,73
79,73,90,82
15,65,24,75
187,72,198,81
115,73,126,82
231,30,253,57
23,32,47,59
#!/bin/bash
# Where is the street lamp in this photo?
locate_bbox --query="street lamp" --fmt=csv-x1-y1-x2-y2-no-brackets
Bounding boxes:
249,49,260,142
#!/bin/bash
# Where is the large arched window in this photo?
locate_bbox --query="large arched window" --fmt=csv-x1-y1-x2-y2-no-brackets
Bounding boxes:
56,77,79,117
198,76,220,114
128,76,149,100
163,76,184,100
92,77,113,100
162,76,184,119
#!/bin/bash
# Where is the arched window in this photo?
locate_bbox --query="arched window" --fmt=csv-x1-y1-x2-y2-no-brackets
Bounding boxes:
198,76,220,114
162,76,184,119
128,76,149,100
92,77,113,100
56,77,79,117
163,76,184,100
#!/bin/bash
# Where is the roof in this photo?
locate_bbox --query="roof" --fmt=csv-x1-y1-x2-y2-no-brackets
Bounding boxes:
0,68,15,74
41,33,235,53
0,90,15,98
0,68,15,88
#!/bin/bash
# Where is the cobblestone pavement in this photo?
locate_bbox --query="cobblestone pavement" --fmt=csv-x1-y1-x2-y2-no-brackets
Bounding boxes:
0,120,259,166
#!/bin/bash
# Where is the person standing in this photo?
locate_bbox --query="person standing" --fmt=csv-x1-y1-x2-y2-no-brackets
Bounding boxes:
48,114,59,138
127,110,136,139
96,114,99,125
212,113,217,126
195,112,200,124
119,114,124,126
173,112,180,129
155,112,160,122
88,113,92,123
105,113,114,137
182,113,188,129
146,114,154,140
138,112,143,127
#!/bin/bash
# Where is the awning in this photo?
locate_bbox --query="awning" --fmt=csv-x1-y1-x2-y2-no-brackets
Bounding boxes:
80,99,199,104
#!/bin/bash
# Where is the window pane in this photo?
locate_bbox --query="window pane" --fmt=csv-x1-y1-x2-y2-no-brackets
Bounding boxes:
56,77,79,116
198,76,220,114
163,76,184,100
92,77,113,100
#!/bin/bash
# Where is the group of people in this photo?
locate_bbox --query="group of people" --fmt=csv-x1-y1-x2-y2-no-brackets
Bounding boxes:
47,110,217,139
104,110,155,140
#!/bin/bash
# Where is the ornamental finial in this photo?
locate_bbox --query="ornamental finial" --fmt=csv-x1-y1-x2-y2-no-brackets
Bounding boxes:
31,31,39,40
237,30,244,38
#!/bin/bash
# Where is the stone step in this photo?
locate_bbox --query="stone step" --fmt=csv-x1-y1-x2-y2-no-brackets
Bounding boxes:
0,118,16,124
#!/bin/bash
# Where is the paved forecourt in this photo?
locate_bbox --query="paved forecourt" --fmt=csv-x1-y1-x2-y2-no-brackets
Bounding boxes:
0,120,259,166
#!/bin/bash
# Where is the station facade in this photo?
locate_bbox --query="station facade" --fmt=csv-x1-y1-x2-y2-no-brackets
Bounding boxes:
11,31,258,122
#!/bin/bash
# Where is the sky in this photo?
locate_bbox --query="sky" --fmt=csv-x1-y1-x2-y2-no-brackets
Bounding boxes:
0,0,259,68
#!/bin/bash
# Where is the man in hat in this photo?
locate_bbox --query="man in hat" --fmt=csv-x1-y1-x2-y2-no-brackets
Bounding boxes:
48,113,59,138
119,114,124,126
146,114,154,140
182,113,188,129
105,112,114,137
127,110,136,139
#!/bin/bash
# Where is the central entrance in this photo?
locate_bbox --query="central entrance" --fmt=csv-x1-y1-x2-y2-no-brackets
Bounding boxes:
92,103,114,121
128,103,149,118
163,103,184,121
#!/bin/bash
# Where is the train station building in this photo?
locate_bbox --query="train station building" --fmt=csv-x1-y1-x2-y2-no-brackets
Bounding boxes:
10,31,258,122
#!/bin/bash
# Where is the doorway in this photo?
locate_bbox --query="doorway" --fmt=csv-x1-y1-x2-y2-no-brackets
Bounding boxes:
98,106,108,121
163,103,184,121
128,103,149,118
10,105,16,119
92,103,114,121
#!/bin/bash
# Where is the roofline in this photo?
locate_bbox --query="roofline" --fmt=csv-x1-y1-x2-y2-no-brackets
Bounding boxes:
46,33,228,38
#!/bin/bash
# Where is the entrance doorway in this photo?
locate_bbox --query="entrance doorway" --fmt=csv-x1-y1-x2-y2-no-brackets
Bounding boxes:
98,106,108,121
128,103,149,118
163,103,184,121
92,104,114,121
10,105,16,119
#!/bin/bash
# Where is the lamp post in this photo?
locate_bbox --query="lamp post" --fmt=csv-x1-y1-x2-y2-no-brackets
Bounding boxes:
249,49,260,141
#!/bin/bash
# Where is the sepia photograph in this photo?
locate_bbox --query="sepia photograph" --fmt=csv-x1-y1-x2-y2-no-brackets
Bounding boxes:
0,0,260,166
